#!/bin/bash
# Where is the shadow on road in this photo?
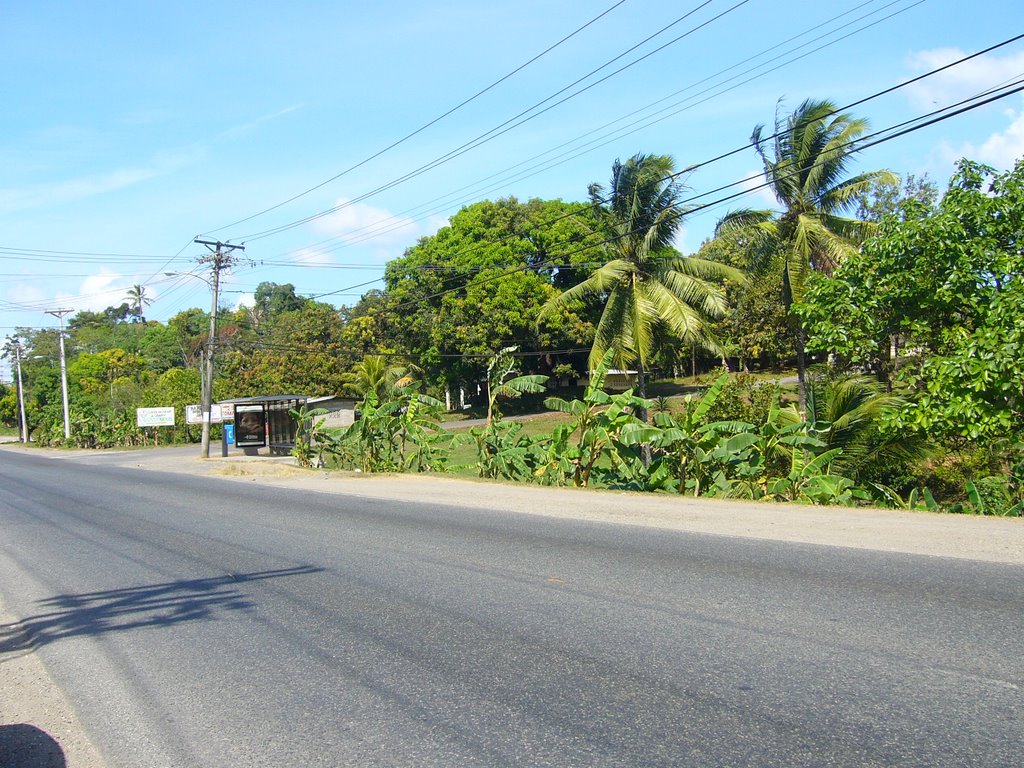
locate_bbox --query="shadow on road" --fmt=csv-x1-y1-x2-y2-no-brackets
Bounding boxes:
0,723,66,767
0,566,323,654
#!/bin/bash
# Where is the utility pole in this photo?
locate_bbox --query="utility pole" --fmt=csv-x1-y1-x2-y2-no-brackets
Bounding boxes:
3,337,29,442
194,239,245,459
45,309,73,440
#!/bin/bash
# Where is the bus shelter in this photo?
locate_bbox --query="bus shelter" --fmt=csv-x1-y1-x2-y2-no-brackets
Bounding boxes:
218,394,308,456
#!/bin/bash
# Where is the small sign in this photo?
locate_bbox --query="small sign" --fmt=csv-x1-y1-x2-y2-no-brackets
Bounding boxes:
220,402,235,420
224,424,235,445
185,404,225,424
137,407,175,427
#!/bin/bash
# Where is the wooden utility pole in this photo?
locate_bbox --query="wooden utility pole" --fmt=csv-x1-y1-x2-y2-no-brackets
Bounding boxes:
194,239,245,459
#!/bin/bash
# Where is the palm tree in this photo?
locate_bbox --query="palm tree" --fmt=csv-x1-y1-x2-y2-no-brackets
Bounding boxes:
341,355,416,401
780,374,933,484
715,98,896,409
126,284,152,323
539,153,743,416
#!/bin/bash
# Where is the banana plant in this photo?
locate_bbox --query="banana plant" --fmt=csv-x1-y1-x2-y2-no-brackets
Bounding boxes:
472,419,537,480
289,405,332,468
538,350,654,487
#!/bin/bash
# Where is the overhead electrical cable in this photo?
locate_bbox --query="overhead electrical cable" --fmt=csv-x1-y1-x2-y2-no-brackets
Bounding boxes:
256,0,922,265
294,34,1024,304
201,0,631,235
318,77,1024,320
234,0,752,242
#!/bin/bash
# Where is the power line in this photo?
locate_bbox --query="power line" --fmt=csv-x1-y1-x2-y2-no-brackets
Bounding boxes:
304,30,1024,305
201,0,632,235
233,0,753,242
7,28,1022,321
238,0,930,265
354,77,1024,323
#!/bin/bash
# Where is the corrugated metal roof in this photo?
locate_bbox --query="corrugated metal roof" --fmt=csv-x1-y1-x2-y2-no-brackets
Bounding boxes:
217,395,308,404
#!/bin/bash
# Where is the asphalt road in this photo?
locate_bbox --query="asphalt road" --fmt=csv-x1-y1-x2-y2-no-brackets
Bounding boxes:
1,449,1021,767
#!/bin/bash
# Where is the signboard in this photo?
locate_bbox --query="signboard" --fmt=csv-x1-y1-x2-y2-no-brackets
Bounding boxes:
136,407,175,427
223,424,235,445
234,405,267,447
220,402,235,420
185,404,225,425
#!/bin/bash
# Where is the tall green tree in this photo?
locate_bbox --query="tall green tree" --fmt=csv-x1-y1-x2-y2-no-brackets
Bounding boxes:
715,99,896,407
384,197,600,390
540,153,741,410
797,159,1024,442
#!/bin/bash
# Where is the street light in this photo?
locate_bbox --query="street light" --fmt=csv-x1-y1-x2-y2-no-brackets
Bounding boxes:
166,270,219,458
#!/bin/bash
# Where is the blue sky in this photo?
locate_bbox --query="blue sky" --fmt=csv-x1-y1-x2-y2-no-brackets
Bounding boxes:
2,0,1023,377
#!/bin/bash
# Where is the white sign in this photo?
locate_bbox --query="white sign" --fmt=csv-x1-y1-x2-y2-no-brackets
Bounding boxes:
185,404,225,425
137,407,175,427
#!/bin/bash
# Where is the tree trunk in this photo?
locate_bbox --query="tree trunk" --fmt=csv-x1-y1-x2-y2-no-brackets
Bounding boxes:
637,363,652,467
796,324,808,414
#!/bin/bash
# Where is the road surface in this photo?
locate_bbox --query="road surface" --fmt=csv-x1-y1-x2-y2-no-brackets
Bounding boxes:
0,448,1021,766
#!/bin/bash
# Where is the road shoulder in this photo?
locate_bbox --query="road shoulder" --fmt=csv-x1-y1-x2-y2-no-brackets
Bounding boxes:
0,598,106,768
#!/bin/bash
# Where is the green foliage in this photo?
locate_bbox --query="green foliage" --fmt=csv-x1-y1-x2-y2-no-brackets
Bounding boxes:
484,346,548,425
535,350,651,487
289,405,331,469
471,420,538,481
220,302,348,396
322,385,453,474
341,355,416,401
798,159,1024,441
541,155,742,394
384,197,601,388
855,173,939,223
716,98,895,406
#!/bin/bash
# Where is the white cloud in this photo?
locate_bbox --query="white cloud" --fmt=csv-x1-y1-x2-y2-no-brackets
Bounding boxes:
61,269,128,313
672,225,690,255
3,282,48,310
233,292,255,311
934,99,1024,171
219,105,303,140
904,47,1024,110
289,247,335,266
44,269,159,315
737,169,778,209
312,198,421,248
0,147,202,215
424,214,451,237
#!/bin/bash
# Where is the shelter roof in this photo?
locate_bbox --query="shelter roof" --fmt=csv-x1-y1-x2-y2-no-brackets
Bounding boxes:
217,395,308,405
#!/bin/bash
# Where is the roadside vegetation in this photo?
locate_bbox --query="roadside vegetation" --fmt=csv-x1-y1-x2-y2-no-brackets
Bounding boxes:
3,99,1021,514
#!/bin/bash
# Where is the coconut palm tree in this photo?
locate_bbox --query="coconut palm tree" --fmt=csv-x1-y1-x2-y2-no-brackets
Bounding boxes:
780,374,933,485
341,355,417,401
126,284,152,323
539,153,743,416
715,99,896,409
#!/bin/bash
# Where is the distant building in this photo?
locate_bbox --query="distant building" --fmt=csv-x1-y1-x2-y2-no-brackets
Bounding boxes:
306,396,358,429
579,369,638,391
